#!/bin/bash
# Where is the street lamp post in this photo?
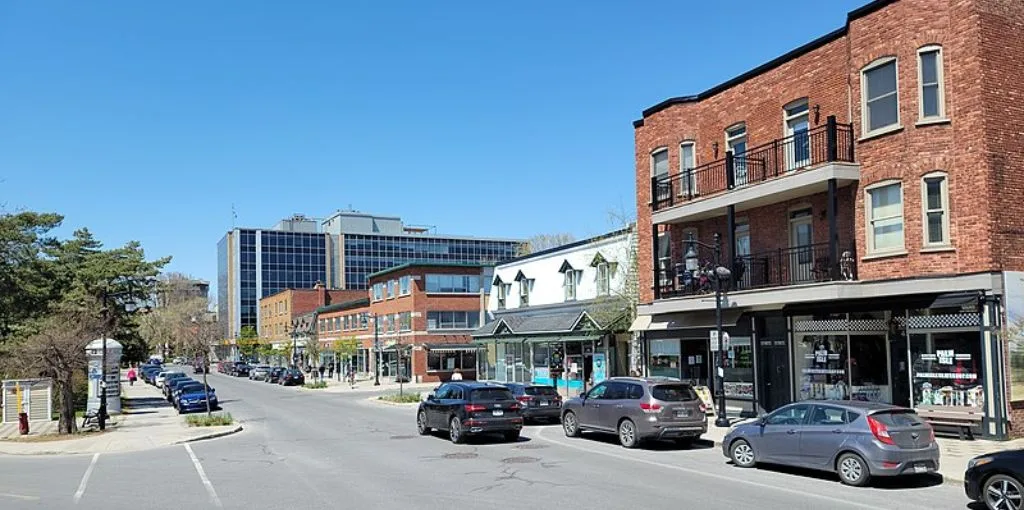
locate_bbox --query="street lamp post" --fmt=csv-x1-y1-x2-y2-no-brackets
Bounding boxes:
684,233,732,428
191,316,212,417
372,314,380,386
98,279,147,431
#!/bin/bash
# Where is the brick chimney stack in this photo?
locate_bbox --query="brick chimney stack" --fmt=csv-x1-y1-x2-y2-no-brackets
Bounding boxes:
314,281,327,307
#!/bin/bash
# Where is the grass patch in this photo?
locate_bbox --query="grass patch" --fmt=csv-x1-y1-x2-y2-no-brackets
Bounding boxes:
303,381,328,389
378,392,421,404
184,413,234,427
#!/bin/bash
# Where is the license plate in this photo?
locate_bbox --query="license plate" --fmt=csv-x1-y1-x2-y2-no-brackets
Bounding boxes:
913,464,929,474
540,401,549,407
675,410,690,418
492,410,504,417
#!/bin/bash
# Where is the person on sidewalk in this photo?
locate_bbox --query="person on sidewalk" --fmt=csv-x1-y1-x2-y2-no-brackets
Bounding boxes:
450,368,463,381
328,363,334,379
127,367,137,386
318,364,326,381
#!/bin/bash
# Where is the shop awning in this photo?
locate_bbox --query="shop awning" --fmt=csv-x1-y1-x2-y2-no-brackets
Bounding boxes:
525,335,601,344
629,315,652,332
929,291,980,310
640,309,744,331
425,343,481,353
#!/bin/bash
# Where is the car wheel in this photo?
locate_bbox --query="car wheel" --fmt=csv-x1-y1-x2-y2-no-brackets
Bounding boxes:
562,411,580,438
730,439,756,468
618,419,639,449
503,431,520,442
837,453,871,487
417,411,431,435
983,474,1024,510
449,417,464,444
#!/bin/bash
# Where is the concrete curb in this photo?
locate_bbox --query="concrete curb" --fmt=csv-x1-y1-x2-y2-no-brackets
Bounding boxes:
173,425,244,445
366,396,420,407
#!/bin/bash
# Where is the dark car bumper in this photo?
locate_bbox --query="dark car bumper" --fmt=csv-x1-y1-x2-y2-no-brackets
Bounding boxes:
522,407,561,421
649,423,706,440
964,467,982,501
179,400,217,413
463,417,523,434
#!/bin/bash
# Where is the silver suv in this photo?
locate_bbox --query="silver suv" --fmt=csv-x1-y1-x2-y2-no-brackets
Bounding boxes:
560,377,707,448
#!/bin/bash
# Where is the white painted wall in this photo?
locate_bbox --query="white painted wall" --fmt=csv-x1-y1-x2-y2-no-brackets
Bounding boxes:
489,231,633,312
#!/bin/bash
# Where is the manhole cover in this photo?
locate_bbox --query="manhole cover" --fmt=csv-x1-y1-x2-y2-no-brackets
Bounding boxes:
389,435,415,440
501,456,540,464
513,444,548,450
443,452,478,460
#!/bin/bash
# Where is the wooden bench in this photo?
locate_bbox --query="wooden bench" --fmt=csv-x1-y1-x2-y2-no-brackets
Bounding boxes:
916,408,983,440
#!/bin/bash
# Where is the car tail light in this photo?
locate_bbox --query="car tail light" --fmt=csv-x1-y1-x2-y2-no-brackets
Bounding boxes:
464,404,486,413
509,402,522,411
639,402,662,413
928,426,935,443
517,396,531,404
699,403,707,414
867,416,895,445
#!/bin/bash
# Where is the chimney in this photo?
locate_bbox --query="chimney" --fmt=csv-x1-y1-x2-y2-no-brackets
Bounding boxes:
314,280,327,307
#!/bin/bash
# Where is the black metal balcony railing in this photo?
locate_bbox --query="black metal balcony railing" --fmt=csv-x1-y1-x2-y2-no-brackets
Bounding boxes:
656,242,858,299
652,116,855,211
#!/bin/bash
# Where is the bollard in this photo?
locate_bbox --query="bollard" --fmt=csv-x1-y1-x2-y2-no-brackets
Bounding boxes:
18,412,29,435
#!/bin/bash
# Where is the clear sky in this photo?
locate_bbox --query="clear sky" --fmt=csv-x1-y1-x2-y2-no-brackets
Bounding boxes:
1,0,865,291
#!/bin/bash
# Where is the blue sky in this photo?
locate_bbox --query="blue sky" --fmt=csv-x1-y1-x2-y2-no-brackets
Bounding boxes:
0,0,865,289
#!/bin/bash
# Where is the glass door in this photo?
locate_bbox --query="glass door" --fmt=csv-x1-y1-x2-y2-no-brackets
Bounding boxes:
784,100,811,170
734,222,751,290
726,124,748,187
789,209,814,283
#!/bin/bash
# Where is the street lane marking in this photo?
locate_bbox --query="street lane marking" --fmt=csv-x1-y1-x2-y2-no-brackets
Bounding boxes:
533,427,886,510
184,443,223,508
73,453,100,504
0,492,39,501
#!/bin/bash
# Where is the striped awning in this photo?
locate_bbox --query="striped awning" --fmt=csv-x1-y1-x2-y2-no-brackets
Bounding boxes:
426,344,481,353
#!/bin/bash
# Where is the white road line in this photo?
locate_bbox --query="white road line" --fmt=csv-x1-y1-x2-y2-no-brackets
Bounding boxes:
184,443,223,508
0,492,39,501
72,453,100,504
533,427,884,510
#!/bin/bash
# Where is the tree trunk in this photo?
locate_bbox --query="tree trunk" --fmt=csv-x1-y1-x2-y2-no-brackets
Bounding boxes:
58,374,77,435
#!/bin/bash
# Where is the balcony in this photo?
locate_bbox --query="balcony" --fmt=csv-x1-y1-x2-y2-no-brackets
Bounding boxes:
656,241,858,300
651,117,857,223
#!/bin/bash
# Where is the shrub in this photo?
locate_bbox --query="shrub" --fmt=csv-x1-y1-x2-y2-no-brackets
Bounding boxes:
303,381,328,389
378,392,421,404
185,413,234,427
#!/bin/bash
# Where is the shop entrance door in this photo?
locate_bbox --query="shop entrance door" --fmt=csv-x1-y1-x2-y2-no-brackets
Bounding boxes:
759,339,791,412
890,336,911,407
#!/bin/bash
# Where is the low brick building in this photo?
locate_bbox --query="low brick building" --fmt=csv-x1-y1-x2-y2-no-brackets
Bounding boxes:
259,284,364,342
632,0,1024,439
313,263,490,383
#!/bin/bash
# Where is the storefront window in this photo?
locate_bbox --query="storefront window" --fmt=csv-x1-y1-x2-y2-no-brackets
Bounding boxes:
649,339,680,379
795,334,849,401
680,339,708,385
849,334,890,403
910,332,984,409
532,344,552,383
723,336,754,400
478,342,496,380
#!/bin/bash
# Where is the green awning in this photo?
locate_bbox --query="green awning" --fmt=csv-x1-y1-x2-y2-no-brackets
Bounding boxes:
525,334,601,344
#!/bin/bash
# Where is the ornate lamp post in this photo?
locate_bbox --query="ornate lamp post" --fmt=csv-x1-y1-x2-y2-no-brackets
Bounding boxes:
684,233,733,428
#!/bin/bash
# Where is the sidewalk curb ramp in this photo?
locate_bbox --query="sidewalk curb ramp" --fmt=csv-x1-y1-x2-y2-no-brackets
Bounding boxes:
173,425,244,445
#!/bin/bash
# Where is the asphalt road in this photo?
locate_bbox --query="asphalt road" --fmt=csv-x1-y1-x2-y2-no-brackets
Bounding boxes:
0,369,978,510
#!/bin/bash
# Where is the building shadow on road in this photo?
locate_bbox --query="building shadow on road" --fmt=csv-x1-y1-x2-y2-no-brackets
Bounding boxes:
724,460,945,490
568,431,714,452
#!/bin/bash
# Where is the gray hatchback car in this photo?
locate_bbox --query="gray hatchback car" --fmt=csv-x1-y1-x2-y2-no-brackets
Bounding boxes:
561,377,707,448
722,400,939,486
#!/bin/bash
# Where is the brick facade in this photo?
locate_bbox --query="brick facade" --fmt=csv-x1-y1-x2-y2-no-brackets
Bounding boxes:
635,0,1024,437
259,287,364,341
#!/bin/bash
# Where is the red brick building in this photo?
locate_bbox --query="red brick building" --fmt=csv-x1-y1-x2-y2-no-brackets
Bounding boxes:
314,263,489,383
632,0,1024,439
258,284,364,342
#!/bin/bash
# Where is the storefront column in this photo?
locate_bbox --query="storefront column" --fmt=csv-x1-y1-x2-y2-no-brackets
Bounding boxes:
982,294,1009,439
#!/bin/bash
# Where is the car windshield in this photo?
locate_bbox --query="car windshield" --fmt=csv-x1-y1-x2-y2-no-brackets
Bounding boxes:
524,386,558,396
470,388,514,401
650,384,697,402
870,410,924,426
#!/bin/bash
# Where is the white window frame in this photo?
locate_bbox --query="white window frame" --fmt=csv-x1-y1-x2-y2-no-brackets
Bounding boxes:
399,275,411,296
657,231,672,288
564,270,578,301
496,282,506,309
519,279,530,307
783,98,811,170
864,180,905,255
860,57,901,137
921,172,951,248
916,45,946,122
678,141,697,196
596,262,611,296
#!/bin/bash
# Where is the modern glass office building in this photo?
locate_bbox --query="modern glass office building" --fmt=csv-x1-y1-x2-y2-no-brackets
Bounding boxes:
218,212,521,339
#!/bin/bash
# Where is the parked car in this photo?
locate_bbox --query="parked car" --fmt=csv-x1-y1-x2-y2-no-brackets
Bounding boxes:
501,383,561,423
165,377,196,401
417,382,523,443
141,366,163,385
176,384,218,413
231,363,251,377
964,448,1024,510
266,367,286,384
722,401,938,487
155,370,185,388
193,362,208,374
279,368,305,386
249,365,271,381
218,362,235,374
561,377,706,449
173,381,213,408
160,372,190,394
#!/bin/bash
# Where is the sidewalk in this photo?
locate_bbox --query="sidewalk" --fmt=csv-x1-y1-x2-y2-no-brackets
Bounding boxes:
0,372,241,456
313,374,437,395
700,418,1024,483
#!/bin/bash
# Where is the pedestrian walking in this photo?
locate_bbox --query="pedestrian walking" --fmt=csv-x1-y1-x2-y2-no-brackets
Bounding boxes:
318,364,326,381
328,363,334,379
127,367,137,386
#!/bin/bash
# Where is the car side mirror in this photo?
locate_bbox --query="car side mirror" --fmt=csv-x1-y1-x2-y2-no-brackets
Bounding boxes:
427,393,436,401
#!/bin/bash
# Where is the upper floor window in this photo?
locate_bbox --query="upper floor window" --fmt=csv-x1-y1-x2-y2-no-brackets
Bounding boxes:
387,280,396,299
519,278,531,307
651,149,668,179
343,315,350,330
372,283,383,301
866,181,904,254
496,282,509,309
427,311,481,330
784,99,811,169
425,274,482,293
563,269,580,301
862,58,900,135
679,141,696,196
921,172,951,247
657,231,671,288
360,313,369,329
726,124,748,186
917,46,946,121
596,262,611,296
399,311,412,331
399,275,411,296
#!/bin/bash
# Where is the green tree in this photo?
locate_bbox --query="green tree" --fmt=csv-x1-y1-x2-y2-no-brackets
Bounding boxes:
0,211,63,341
237,326,260,360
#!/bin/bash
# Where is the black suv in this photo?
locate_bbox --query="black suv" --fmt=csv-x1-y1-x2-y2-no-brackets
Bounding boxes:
502,383,562,423
417,382,523,443
232,363,251,377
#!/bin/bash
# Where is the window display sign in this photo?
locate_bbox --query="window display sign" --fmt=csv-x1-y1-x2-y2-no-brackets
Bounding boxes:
911,332,984,410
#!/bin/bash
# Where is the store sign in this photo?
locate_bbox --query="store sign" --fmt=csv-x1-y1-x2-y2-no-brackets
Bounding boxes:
936,349,954,365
